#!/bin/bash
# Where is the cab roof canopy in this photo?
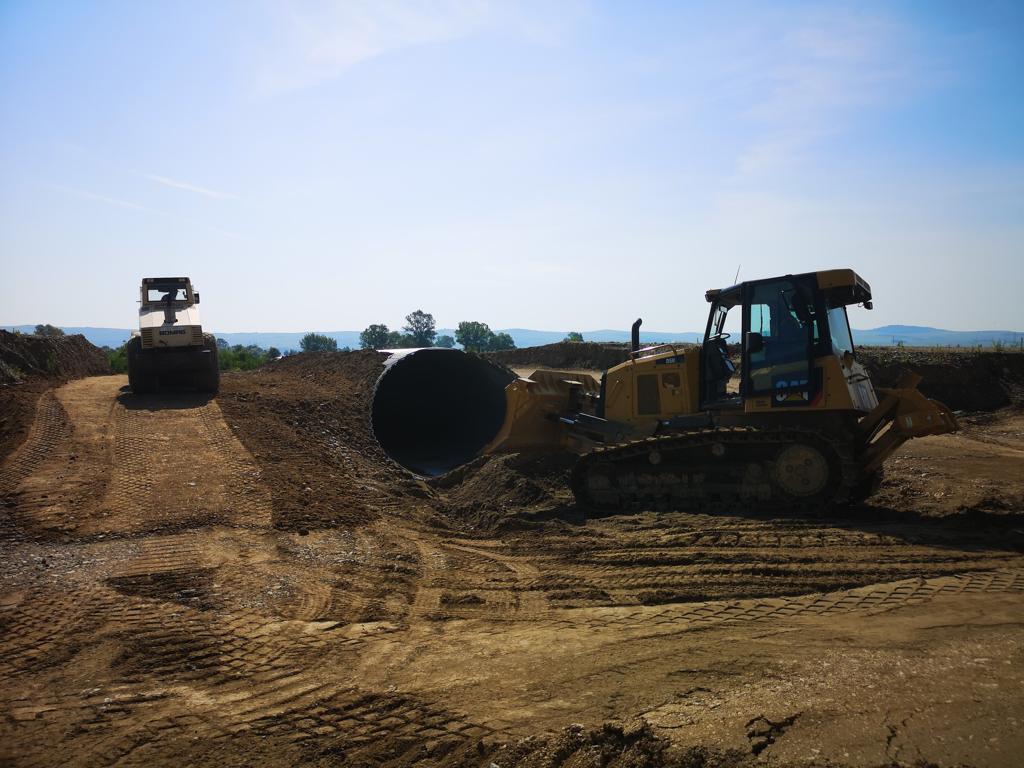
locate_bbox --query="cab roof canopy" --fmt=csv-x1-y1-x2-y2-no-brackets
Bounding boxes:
142,277,191,284
705,269,872,309
815,269,872,308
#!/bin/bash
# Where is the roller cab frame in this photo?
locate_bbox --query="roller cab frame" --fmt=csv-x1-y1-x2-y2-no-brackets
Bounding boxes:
127,276,219,394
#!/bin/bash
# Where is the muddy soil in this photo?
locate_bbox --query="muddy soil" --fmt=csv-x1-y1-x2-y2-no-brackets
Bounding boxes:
0,330,111,464
216,350,434,533
487,342,639,372
2,350,1023,767
858,348,1024,411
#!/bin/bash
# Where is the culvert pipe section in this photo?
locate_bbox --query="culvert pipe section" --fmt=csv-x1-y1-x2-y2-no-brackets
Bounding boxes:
371,349,516,476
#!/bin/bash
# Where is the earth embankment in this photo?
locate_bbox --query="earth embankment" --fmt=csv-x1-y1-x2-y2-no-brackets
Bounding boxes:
0,330,110,464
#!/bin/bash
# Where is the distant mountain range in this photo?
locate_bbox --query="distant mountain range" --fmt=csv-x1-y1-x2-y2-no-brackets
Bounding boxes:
4,324,1022,351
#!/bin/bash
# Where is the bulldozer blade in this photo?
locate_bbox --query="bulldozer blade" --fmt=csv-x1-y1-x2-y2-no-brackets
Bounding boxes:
481,369,600,456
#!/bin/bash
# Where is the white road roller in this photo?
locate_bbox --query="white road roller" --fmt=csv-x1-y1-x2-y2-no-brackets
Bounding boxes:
127,277,219,394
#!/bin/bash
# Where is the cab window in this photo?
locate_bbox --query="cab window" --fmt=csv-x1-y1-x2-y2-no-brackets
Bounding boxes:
750,302,772,337
145,285,188,304
745,278,813,394
827,306,854,356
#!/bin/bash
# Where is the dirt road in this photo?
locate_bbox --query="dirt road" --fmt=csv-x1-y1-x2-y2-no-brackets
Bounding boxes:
2,372,1023,766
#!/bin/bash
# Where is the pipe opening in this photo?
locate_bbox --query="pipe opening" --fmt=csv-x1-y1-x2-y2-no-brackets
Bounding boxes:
371,349,515,476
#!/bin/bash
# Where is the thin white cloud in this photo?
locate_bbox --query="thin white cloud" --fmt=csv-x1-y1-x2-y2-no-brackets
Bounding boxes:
733,10,921,176
142,173,236,199
52,184,151,211
256,0,495,93
51,184,240,238
253,0,580,94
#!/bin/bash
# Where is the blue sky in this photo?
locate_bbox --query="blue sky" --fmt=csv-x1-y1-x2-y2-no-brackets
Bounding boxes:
1,1,1022,333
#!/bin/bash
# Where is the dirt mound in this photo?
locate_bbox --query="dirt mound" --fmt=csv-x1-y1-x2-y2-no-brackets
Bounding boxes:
500,721,748,768
0,329,109,385
431,452,577,530
0,330,110,465
858,347,1024,411
487,342,637,372
218,350,437,532
222,350,581,534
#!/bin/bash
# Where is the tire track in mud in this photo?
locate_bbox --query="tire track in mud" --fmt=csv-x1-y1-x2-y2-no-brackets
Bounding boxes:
2,380,121,540
4,375,1024,767
551,567,1024,637
0,392,71,498
0,392,74,539
1,378,486,767
503,508,1023,608
375,566,1024,744
404,533,550,621
95,393,272,536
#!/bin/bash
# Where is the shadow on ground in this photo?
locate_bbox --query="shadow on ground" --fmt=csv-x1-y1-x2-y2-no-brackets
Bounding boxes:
504,499,1024,555
117,386,215,412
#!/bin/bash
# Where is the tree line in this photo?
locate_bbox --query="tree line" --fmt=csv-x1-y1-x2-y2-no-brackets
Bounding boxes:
359,310,514,352
38,310,523,377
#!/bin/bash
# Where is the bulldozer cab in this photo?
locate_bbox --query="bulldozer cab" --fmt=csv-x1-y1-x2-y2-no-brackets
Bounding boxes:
701,270,871,411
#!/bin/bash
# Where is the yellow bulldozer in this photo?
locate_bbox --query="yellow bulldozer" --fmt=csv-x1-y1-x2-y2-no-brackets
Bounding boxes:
371,269,957,511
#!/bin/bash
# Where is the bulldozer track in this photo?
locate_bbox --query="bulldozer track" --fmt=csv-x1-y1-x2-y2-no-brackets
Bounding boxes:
572,426,862,513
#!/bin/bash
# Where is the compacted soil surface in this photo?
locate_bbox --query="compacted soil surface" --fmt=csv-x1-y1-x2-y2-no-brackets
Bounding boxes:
0,330,111,463
1,349,1022,767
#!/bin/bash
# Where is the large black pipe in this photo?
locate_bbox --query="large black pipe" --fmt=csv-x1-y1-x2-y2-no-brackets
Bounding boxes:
371,349,516,477
631,318,643,353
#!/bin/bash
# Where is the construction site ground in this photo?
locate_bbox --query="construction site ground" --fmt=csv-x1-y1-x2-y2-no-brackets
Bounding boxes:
1,349,1022,767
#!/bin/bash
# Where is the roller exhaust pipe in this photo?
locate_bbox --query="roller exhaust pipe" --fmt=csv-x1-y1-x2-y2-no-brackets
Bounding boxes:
371,349,515,476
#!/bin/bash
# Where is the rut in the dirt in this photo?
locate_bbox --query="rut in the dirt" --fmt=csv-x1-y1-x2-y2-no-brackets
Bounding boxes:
3,349,1024,768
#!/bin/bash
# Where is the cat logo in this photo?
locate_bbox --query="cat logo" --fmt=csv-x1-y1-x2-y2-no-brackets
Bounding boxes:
775,389,810,403
772,379,812,407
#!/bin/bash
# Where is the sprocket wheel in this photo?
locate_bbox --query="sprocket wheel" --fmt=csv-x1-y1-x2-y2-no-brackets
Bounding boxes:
773,443,830,498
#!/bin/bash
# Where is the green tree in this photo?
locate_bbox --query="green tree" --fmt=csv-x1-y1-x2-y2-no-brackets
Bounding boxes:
105,344,129,373
455,321,493,352
563,331,583,343
267,346,281,359
489,332,516,351
216,344,276,371
385,330,415,348
34,324,64,337
300,332,338,352
434,334,455,348
360,324,391,350
402,310,436,347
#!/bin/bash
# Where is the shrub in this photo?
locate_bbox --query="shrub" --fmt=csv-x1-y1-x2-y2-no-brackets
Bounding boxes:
299,333,338,352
